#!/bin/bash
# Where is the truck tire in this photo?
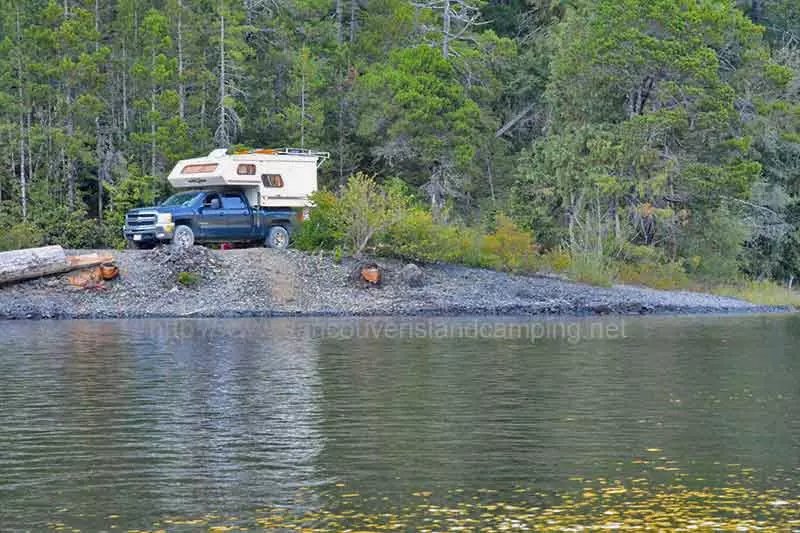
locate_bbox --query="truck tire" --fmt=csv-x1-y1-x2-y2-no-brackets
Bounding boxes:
266,225,289,249
172,225,195,249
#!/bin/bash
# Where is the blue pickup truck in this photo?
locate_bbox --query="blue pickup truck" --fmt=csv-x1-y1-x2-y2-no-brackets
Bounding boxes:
123,189,297,249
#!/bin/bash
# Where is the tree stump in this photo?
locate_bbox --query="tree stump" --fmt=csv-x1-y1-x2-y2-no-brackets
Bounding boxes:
349,262,383,287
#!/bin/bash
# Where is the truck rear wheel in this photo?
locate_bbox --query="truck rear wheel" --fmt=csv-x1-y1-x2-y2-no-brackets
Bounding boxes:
266,226,289,249
172,225,195,249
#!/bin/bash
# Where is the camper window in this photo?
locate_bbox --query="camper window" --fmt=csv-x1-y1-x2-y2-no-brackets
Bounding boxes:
181,163,218,174
262,174,284,188
237,164,256,175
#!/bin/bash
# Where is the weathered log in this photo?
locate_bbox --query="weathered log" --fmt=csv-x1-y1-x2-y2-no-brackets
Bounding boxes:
0,246,114,285
0,246,69,285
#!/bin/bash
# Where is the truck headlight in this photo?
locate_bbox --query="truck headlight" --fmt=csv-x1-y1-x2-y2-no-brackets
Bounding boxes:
157,213,173,225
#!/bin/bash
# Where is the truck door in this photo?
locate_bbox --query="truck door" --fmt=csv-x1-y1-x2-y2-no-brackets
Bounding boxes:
221,192,254,239
198,192,225,239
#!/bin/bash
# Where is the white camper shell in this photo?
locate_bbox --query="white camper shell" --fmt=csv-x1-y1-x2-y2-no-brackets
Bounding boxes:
167,148,329,208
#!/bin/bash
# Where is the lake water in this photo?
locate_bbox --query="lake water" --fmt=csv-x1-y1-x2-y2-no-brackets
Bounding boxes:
1,314,800,531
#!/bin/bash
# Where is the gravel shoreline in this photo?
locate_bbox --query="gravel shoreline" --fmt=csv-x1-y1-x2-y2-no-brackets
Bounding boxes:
0,247,793,320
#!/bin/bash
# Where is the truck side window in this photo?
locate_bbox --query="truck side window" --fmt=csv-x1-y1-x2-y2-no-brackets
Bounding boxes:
222,194,247,209
204,193,221,209
262,174,284,188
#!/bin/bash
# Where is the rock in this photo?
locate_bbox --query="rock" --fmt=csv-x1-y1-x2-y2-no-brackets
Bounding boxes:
399,263,424,287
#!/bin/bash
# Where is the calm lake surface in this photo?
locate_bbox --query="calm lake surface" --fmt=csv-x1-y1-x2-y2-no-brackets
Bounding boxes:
1,314,800,531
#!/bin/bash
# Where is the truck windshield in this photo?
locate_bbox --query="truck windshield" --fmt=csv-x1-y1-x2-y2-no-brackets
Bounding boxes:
161,192,200,207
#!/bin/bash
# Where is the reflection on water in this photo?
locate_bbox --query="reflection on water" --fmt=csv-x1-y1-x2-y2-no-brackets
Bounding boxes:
0,314,799,530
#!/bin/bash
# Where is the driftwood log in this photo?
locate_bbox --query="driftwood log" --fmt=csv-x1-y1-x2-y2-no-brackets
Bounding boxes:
0,246,114,285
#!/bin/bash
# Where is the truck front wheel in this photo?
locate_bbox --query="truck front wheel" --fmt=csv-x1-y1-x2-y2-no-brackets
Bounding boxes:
172,225,195,249
266,226,289,249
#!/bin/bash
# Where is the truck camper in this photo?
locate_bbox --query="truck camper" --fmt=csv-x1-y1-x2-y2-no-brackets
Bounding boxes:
123,148,329,249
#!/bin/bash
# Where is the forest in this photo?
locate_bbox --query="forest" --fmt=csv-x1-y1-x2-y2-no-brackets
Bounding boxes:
1,0,799,292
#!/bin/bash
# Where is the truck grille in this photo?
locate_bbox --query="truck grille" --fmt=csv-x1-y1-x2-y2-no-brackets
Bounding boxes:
126,213,157,227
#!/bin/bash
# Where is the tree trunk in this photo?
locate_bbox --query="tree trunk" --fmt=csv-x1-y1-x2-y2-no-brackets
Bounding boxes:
349,0,356,43
218,11,227,146
16,6,27,220
486,153,496,204
336,0,344,44
177,0,186,121
442,0,450,58
300,52,306,149
150,48,157,177
122,43,128,131
63,0,76,210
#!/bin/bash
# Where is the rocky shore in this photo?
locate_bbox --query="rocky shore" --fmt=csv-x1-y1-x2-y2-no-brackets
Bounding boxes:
0,246,792,320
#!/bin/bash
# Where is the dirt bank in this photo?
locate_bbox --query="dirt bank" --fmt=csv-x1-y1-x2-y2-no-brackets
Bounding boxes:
0,246,792,319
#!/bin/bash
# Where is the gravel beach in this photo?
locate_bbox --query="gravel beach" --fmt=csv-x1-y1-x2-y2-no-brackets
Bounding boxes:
0,246,792,320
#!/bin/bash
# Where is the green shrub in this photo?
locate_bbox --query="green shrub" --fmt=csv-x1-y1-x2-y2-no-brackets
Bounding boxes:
294,190,340,250
177,271,199,287
615,261,690,290
0,222,44,252
567,252,614,287
540,248,572,273
679,206,749,283
712,280,800,307
337,172,410,256
31,206,105,249
480,215,537,272
381,208,440,262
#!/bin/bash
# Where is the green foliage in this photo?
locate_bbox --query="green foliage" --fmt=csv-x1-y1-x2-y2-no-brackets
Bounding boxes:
0,222,43,252
565,253,615,288
336,173,411,256
294,191,341,251
296,174,538,272
480,215,538,272
356,45,485,203
615,261,691,291
679,206,751,282
176,271,199,287
103,173,166,248
712,279,800,307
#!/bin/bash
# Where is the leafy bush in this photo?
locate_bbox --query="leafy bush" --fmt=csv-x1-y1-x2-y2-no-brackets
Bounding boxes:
177,271,199,287
295,175,540,274
679,206,749,282
33,206,105,249
567,253,614,287
295,174,411,257
337,173,410,256
294,190,340,250
0,223,44,252
381,208,440,262
712,280,800,307
480,215,537,272
540,248,572,273
615,261,690,290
